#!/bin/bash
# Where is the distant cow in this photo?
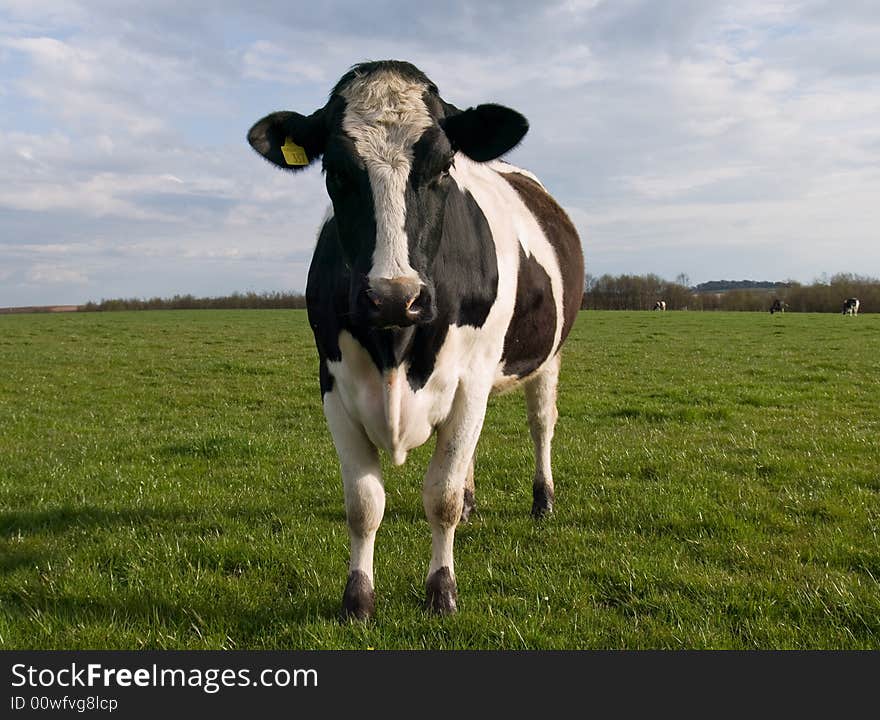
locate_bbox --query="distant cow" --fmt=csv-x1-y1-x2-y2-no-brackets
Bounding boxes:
653,300,666,311
247,60,583,619
842,298,860,315
770,299,787,314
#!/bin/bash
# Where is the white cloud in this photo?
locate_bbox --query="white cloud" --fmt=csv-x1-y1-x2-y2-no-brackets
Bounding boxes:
26,264,89,285
241,41,329,85
620,166,760,199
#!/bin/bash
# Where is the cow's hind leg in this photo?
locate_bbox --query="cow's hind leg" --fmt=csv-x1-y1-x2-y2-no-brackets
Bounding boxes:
423,384,490,613
525,353,560,518
324,392,384,621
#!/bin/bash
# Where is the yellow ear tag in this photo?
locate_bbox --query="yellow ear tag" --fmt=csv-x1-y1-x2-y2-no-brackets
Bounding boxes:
280,138,309,166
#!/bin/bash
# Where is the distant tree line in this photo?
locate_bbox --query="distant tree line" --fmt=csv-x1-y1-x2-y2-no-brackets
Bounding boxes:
76,274,877,313
780,274,879,313
81,291,306,312
582,273,877,312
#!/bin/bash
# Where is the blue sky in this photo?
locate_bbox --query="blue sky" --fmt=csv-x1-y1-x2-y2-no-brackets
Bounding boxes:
2,1,879,306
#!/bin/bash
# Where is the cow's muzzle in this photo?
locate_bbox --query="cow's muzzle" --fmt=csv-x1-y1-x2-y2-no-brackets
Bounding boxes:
365,276,433,328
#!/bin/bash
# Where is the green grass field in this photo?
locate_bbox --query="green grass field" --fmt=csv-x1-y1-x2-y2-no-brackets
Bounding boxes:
1,309,878,649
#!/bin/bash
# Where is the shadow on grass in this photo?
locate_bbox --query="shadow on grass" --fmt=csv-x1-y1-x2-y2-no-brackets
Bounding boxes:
0,506,214,538
0,544,43,574
0,502,318,540
0,586,341,646
0,504,346,634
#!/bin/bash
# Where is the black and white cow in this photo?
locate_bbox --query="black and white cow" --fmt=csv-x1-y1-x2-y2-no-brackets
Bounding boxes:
247,61,584,620
770,298,786,314
842,297,860,316
653,300,666,311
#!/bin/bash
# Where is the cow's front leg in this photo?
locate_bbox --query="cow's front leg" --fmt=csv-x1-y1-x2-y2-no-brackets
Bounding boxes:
423,384,490,614
324,391,384,621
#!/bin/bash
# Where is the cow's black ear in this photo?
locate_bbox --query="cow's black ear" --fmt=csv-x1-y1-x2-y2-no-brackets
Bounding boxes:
440,104,529,162
247,109,326,171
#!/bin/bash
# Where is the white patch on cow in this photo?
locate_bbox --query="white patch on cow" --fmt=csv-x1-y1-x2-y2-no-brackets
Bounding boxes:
340,71,433,285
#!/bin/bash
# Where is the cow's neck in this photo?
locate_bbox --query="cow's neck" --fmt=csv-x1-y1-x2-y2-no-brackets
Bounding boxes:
346,318,449,395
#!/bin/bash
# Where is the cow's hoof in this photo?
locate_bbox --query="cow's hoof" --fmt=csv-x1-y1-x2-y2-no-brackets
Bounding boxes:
425,567,458,614
340,570,375,622
531,486,555,519
460,488,476,523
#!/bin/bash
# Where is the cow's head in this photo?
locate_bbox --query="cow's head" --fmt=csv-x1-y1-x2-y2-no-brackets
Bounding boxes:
247,60,528,328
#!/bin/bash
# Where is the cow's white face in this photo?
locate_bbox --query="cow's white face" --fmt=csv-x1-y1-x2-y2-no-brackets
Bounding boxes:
247,61,528,329
338,71,432,288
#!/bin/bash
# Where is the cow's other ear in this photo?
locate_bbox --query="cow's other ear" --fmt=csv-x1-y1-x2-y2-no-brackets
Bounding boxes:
440,104,529,162
247,109,326,171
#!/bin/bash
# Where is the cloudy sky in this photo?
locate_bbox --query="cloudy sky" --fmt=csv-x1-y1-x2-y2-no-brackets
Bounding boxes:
2,1,879,306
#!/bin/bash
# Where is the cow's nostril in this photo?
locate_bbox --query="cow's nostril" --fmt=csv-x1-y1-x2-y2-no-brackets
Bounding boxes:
365,277,428,327
407,287,432,318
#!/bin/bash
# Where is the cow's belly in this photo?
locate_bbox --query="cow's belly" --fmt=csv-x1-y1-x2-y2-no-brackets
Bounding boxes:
327,329,483,465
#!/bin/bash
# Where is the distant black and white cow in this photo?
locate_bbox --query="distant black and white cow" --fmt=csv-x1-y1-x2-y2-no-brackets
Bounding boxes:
653,300,666,311
842,298,860,316
247,61,584,619
770,299,787,314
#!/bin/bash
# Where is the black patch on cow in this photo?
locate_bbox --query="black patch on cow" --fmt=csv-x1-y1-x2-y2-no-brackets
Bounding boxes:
501,246,556,379
318,357,333,395
425,566,458,614
501,171,583,348
401,326,448,392
321,108,378,273
437,190,499,328
435,187,499,328
306,217,347,397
